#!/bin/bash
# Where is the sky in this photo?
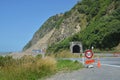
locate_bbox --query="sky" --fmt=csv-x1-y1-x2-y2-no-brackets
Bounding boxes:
0,0,79,52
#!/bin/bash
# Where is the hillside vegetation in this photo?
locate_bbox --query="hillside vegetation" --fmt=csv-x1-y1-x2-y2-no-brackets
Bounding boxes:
24,0,120,53
48,0,120,52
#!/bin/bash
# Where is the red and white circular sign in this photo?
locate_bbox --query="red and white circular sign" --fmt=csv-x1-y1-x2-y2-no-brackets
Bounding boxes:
85,50,93,59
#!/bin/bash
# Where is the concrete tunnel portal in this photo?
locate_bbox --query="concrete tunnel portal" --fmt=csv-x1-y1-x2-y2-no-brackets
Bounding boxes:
70,42,83,53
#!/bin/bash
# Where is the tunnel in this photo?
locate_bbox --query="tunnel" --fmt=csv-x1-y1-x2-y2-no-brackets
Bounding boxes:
72,45,80,53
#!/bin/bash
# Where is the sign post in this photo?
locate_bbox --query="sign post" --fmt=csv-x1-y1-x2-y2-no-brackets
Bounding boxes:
84,50,95,67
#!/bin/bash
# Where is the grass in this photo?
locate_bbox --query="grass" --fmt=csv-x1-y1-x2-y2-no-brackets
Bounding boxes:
57,60,84,72
93,47,120,53
52,50,82,58
0,55,83,80
0,55,56,80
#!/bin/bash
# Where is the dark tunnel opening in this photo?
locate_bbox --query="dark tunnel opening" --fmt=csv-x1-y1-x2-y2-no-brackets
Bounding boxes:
73,45,80,53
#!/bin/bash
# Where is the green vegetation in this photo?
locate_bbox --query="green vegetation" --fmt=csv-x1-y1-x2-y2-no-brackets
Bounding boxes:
47,38,70,53
57,60,83,71
47,50,81,58
0,55,83,80
47,0,120,53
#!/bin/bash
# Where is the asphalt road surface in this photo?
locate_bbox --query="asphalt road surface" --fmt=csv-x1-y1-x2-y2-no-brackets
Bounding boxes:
46,57,120,80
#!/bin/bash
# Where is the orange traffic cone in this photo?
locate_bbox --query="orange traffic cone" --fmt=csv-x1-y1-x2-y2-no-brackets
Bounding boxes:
97,58,101,68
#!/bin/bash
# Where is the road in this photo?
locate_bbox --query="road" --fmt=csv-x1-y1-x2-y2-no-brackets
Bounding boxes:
99,57,120,67
46,57,120,80
59,57,120,66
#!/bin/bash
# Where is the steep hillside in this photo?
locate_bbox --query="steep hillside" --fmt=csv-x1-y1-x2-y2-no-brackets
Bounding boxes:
23,14,62,51
23,0,120,52
23,1,87,51
76,0,120,49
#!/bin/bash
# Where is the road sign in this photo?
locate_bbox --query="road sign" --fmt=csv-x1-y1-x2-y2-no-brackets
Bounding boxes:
85,59,95,64
85,50,93,59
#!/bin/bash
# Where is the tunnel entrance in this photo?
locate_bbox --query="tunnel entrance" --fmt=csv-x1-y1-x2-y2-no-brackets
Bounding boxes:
73,45,80,53
70,42,83,53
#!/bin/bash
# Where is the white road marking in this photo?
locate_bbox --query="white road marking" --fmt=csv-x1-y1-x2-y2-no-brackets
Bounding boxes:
101,63,120,68
94,63,120,68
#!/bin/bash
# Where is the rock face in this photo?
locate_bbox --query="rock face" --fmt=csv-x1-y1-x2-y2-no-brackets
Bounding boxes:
25,28,55,52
